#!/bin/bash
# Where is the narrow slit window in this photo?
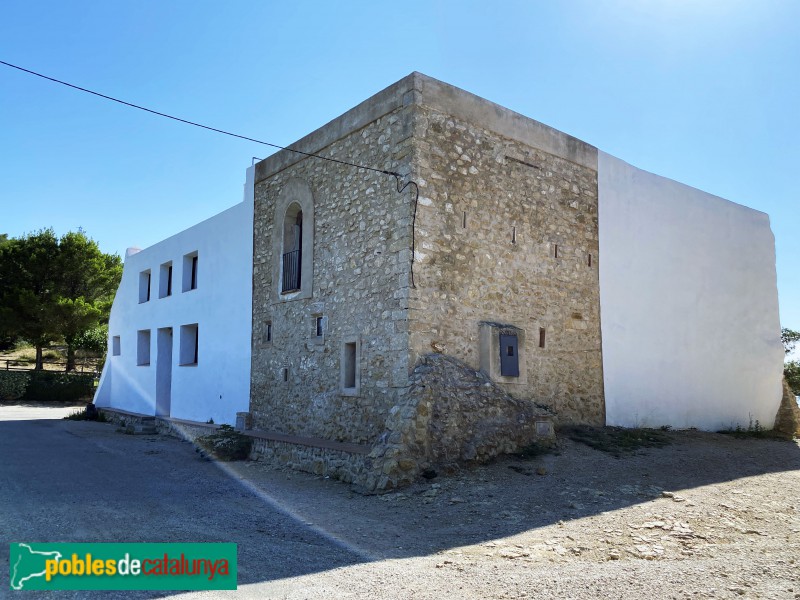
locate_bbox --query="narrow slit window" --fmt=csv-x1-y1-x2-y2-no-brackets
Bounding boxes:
283,367,289,382
588,253,593,267
554,244,559,259
139,270,151,303
341,338,361,395
539,328,546,348
343,342,357,389
159,262,173,298
263,321,272,344
462,211,467,229
315,316,325,338
512,226,516,244
182,252,198,292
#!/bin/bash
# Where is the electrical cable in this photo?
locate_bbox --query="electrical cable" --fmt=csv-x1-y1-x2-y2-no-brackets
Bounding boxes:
0,59,421,287
392,175,420,289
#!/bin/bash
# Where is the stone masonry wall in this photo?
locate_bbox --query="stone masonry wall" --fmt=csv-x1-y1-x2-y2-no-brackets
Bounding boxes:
774,377,800,437
250,104,415,444
408,102,605,424
363,353,554,490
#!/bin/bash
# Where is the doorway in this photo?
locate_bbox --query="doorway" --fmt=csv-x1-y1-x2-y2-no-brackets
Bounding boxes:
156,327,173,417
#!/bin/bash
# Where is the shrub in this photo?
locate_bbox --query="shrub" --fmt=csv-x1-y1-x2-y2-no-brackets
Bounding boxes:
0,371,31,401
22,371,95,403
195,425,252,461
785,361,800,397
64,407,108,422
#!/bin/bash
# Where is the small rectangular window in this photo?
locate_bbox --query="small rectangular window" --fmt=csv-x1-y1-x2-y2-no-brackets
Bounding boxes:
263,321,272,344
588,253,593,267
315,316,325,337
137,330,151,366
159,261,173,298
343,343,357,388
539,328,546,349
179,324,199,365
341,338,360,395
112,336,121,356
182,252,198,292
138,270,151,303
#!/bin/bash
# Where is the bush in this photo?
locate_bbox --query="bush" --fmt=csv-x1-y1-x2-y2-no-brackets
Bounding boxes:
0,371,31,401
64,406,108,422
22,371,95,403
195,425,252,461
785,361,800,397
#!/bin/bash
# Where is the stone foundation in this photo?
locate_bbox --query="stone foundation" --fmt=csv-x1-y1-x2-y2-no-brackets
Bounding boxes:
102,361,554,493
773,377,800,437
362,353,555,490
249,436,368,484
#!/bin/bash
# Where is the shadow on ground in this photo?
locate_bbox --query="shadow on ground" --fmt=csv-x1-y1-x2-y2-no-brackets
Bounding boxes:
1,411,799,598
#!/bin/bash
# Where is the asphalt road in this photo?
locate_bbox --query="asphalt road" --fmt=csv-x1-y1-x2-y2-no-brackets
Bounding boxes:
0,410,365,599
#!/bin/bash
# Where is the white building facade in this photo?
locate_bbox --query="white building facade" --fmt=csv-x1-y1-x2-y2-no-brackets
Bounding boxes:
598,152,784,430
93,167,255,425
95,75,785,435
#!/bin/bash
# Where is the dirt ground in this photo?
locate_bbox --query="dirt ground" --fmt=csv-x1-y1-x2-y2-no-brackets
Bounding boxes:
2,405,799,599
214,428,800,600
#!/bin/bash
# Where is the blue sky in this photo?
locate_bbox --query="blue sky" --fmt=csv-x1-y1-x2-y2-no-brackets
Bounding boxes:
1,0,798,332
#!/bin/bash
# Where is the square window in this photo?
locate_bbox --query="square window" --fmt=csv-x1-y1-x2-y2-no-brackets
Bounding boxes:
179,324,198,365
137,330,151,366
138,270,151,303
159,262,173,298
182,252,198,292
112,336,121,356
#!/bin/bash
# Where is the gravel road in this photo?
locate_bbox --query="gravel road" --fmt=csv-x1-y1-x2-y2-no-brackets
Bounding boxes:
2,406,799,599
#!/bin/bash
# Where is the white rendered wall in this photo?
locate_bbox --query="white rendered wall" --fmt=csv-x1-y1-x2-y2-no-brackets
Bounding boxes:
598,152,784,430
94,167,255,425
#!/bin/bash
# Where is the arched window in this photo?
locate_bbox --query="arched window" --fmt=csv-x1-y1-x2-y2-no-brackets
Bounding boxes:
281,204,303,292
272,178,314,300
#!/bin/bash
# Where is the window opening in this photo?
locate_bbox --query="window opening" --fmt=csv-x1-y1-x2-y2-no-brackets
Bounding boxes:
281,206,303,293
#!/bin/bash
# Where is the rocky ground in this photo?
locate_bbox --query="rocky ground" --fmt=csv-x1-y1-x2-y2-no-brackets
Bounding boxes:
214,428,800,599
3,405,798,599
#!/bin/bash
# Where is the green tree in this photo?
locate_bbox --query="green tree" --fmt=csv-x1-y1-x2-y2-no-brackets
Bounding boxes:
55,231,121,370
781,328,800,396
0,229,121,370
0,229,62,369
782,328,800,356
786,361,800,397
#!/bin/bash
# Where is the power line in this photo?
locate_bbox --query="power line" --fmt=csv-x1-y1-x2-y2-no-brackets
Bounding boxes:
0,59,421,287
0,59,398,178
